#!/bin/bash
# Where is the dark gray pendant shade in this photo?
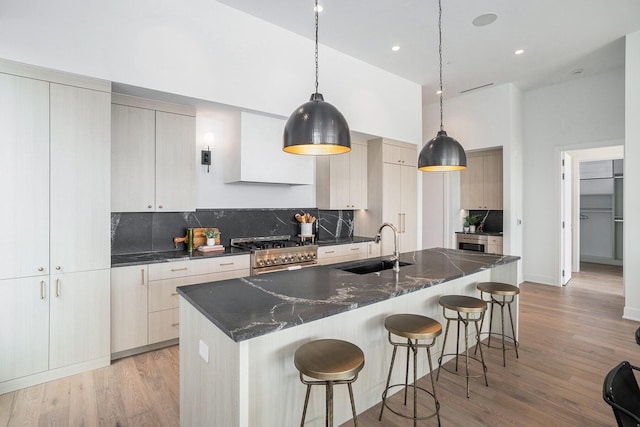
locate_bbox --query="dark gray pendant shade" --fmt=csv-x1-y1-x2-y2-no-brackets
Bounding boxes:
283,93,351,155
418,130,467,171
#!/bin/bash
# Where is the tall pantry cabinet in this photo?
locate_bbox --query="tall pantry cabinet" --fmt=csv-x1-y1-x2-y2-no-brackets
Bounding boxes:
355,138,418,256
0,60,111,393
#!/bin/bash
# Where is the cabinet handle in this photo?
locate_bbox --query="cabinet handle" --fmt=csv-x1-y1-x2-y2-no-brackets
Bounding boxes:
220,262,235,266
56,266,61,271
38,267,44,272
171,267,188,272
171,292,179,296
158,205,163,209
325,250,335,254
40,281,45,299
141,269,145,285
55,279,61,297
171,323,180,327
350,247,360,251
148,204,153,209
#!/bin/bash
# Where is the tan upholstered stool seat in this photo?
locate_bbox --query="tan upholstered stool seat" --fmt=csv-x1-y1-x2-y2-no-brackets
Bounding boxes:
476,282,520,366
439,295,487,313
437,294,488,398
477,281,520,297
379,314,442,425
384,313,442,341
294,339,364,426
294,339,364,381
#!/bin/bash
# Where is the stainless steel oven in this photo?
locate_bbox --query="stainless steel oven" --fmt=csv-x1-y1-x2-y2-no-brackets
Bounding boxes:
457,233,488,253
230,235,318,275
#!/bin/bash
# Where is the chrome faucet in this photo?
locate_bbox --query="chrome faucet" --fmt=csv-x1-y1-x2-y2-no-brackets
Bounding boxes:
375,223,400,272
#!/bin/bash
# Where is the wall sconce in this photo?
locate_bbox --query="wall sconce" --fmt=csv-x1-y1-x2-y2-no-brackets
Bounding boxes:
201,146,211,173
202,133,214,173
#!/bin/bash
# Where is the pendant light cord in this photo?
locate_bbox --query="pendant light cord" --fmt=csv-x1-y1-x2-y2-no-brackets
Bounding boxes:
438,0,444,132
314,0,319,95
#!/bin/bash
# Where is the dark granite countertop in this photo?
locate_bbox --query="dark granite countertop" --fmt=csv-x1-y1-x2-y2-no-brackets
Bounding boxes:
111,247,249,268
455,231,504,236
177,248,519,343
316,235,376,246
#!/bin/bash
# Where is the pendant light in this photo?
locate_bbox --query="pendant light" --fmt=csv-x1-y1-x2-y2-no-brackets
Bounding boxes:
283,0,351,155
418,0,466,171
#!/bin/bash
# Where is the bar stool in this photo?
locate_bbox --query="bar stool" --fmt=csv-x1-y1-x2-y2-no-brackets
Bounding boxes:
436,295,488,398
294,339,365,427
475,282,520,367
379,314,442,426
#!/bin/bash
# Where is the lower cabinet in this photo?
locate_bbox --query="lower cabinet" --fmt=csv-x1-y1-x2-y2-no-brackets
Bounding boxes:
0,270,110,392
487,236,504,254
317,242,378,266
111,255,250,356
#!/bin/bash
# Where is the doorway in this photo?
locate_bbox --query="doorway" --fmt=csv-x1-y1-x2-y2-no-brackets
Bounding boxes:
560,145,624,285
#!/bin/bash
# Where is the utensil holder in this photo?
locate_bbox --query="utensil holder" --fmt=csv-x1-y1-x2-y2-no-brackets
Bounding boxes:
301,223,313,236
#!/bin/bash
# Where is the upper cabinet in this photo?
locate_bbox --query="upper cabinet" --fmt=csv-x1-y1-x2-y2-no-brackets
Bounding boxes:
111,94,196,212
224,112,314,185
316,140,368,209
355,138,417,256
460,148,503,210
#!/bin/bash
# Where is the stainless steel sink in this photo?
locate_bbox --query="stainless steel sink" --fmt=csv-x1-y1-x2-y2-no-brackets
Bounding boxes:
334,259,412,275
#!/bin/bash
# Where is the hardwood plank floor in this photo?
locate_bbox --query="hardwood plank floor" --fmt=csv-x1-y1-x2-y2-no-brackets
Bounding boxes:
1,263,634,426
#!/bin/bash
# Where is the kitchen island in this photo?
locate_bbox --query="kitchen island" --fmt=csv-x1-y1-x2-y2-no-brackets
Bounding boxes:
177,248,519,427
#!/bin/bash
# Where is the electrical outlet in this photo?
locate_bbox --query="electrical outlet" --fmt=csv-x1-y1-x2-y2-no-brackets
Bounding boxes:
199,339,209,363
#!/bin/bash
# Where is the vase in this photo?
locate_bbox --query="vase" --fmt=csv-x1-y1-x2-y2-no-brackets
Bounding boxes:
470,225,476,233
463,226,470,233
207,238,215,246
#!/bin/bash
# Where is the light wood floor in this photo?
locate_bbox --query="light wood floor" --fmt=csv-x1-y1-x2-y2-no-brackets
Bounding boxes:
1,263,634,426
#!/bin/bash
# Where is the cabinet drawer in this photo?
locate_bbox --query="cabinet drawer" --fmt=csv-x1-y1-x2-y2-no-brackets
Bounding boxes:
148,255,249,281
488,236,503,245
148,308,179,344
148,268,250,312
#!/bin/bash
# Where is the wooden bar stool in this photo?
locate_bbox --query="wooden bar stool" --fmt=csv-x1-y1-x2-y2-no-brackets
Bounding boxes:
475,282,520,367
294,339,365,427
436,295,488,398
379,314,442,426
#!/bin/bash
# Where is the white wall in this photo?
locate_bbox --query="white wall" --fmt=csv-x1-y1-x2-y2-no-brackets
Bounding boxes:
523,68,625,285
0,0,422,210
624,31,640,321
0,0,422,143
422,83,524,267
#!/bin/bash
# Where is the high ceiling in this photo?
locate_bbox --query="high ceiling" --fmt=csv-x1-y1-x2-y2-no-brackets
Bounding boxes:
217,0,640,104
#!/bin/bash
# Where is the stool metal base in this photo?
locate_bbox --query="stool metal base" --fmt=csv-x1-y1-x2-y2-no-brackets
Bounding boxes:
476,287,520,367
436,301,488,398
379,335,441,427
300,375,358,427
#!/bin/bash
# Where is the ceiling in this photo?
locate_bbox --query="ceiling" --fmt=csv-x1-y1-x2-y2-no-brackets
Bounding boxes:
216,0,640,105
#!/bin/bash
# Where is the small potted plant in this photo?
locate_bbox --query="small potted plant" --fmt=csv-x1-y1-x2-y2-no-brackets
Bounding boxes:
464,215,480,233
202,228,219,246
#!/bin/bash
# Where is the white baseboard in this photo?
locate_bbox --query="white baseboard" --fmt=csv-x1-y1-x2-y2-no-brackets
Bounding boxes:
523,273,559,286
580,255,623,266
623,306,640,323
0,357,110,394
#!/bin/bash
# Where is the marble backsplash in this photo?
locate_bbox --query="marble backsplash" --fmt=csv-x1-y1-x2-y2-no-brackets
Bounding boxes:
111,209,354,255
468,210,503,233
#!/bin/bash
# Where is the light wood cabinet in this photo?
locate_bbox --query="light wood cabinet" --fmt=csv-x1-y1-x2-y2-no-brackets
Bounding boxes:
111,266,149,353
356,138,417,256
460,149,503,210
111,255,250,356
487,236,504,254
0,72,50,280
111,94,196,212
0,277,50,383
317,243,369,265
316,140,368,209
0,61,112,393
49,270,110,369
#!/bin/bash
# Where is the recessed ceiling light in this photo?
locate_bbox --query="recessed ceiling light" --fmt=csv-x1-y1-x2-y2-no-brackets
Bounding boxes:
314,4,323,12
472,13,497,27
572,68,584,75
514,49,524,55
391,45,400,52
436,89,443,95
